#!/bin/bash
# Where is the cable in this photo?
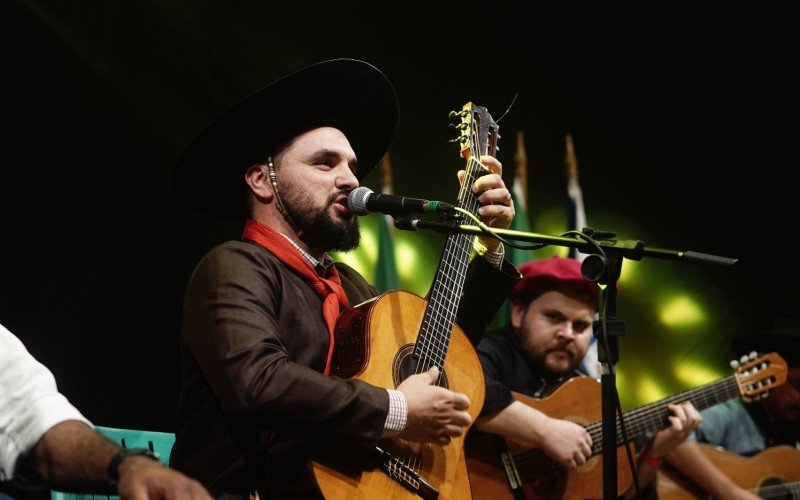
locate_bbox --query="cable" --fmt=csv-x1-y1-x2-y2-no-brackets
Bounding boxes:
451,207,547,251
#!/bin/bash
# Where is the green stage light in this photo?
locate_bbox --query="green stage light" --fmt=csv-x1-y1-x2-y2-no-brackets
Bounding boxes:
659,294,706,328
673,361,724,387
634,375,669,403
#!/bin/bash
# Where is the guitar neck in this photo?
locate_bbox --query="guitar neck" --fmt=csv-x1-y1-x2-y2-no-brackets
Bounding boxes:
414,101,498,374
414,156,483,371
587,375,741,452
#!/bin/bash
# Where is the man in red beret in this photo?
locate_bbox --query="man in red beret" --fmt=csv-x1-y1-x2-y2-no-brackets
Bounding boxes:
470,255,701,497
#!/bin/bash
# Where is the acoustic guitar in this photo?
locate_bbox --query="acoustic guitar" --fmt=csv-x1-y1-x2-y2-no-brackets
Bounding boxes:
656,444,800,499
294,102,500,499
465,353,788,500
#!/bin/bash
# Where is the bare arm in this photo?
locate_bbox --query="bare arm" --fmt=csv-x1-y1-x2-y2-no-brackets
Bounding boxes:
664,441,759,500
26,420,210,499
476,400,592,468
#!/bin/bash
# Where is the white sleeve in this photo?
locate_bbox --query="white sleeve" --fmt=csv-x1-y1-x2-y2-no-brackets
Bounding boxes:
0,323,91,480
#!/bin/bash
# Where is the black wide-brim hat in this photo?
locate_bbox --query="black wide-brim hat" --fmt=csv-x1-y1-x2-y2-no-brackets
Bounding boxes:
173,58,399,220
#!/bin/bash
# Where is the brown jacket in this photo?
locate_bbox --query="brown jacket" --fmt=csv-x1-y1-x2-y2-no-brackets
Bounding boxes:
170,240,518,497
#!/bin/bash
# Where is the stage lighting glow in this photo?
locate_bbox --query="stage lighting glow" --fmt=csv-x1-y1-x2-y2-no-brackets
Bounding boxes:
673,362,724,387
333,250,368,277
659,295,706,327
395,240,417,279
635,375,669,403
359,225,378,263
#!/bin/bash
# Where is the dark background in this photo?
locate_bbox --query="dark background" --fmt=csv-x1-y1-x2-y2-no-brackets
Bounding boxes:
2,1,798,431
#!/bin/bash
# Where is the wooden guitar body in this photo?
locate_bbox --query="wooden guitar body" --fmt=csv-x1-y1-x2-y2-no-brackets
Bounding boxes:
656,444,800,499
466,377,631,500
308,289,485,499
267,101,501,499
465,353,786,499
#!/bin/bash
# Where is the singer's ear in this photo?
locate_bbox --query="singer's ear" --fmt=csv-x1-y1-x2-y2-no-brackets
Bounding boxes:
244,163,275,202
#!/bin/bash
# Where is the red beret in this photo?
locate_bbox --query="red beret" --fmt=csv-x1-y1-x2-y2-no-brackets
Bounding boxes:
509,256,598,306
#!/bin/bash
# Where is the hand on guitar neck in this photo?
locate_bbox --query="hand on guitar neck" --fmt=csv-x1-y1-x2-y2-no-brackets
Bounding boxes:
456,155,514,254
648,402,703,460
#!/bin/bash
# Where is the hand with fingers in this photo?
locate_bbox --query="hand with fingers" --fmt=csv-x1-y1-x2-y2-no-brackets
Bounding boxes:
117,457,212,500
457,155,515,253
649,401,703,459
396,367,472,445
538,416,593,468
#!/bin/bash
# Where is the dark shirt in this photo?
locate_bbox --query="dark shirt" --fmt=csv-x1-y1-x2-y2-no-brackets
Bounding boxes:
170,240,518,497
477,324,584,416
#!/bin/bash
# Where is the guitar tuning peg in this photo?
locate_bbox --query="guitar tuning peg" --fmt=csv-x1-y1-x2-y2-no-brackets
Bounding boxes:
740,355,749,364
742,396,752,403
730,359,740,369
749,351,758,360
762,391,770,398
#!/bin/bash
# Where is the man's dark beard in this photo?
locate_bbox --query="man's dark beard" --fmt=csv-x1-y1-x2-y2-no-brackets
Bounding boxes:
282,189,361,252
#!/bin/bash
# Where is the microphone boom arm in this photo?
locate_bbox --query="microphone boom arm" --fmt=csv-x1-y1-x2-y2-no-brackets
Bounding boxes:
392,217,737,267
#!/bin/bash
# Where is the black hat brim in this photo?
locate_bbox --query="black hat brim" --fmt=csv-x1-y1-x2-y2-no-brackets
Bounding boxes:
173,59,399,220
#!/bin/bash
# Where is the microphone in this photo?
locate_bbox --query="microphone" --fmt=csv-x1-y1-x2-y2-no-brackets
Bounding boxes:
347,187,456,216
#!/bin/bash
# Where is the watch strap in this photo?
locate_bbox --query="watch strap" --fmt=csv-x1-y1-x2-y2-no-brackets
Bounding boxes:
107,448,160,487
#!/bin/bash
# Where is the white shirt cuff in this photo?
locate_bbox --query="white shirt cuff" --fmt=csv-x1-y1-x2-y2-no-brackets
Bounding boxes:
381,389,408,437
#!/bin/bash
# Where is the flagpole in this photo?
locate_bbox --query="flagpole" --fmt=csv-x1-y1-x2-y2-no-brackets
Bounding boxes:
566,133,588,262
515,130,528,210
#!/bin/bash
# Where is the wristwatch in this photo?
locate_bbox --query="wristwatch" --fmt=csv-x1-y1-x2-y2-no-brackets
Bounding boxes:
107,448,160,487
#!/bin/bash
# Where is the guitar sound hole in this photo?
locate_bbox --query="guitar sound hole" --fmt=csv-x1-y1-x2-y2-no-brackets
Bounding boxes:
392,344,449,389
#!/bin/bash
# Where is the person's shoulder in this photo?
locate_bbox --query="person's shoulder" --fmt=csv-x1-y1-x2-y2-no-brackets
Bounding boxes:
190,240,281,280
334,261,363,278
334,261,377,297
198,240,275,265
477,327,516,356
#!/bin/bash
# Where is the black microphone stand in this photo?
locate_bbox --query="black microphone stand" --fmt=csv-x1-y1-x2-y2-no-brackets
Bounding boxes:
393,217,736,499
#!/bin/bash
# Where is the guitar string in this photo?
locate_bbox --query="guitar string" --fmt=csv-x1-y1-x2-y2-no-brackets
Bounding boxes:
411,135,481,382
587,376,741,450
507,374,756,480
406,124,483,474
407,153,480,473
752,480,800,497
509,376,740,476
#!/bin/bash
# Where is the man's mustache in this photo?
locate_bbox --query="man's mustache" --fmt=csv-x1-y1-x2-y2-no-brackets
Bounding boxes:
547,339,575,358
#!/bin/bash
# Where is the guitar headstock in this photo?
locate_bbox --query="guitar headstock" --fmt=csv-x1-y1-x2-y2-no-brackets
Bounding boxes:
734,352,788,401
449,102,500,161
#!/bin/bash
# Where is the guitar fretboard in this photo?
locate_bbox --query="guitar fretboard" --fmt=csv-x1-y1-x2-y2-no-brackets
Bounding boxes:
586,374,741,453
413,156,485,378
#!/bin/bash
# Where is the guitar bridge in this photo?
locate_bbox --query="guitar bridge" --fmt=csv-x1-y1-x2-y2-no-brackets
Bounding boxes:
501,451,522,490
375,446,439,499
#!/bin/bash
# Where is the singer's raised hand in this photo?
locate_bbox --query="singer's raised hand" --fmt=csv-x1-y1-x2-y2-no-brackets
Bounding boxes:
457,155,514,253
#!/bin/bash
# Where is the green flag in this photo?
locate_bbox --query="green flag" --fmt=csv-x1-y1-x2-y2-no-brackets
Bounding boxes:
493,132,535,327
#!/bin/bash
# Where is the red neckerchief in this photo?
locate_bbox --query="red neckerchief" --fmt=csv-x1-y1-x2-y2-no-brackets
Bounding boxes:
241,219,348,375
